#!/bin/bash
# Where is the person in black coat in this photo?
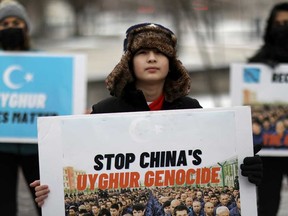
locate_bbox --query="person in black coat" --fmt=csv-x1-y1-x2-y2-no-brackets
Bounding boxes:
0,1,41,215
248,2,288,216
31,22,262,208
249,2,288,66
91,23,202,114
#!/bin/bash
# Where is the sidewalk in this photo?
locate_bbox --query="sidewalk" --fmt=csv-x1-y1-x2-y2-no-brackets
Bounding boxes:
18,168,39,216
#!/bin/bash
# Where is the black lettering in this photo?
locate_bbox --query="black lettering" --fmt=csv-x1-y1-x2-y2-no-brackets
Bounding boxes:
104,154,115,170
177,150,187,166
150,152,160,168
94,155,104,171
165,151,177,167
11,112,58,124
12,112,22,123
272,73,288,83
0,112,9,123
192,149,202,165
125,153,135,169
140,152,149,168
160,151,166,167
95,153,136,171
115,154,125,169
30,113,37,123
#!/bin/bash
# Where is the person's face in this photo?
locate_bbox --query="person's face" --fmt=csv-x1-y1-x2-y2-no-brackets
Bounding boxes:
274,11,288,26
185,197,192,207
276,121,285,134
204,202,214,215
252,123,261,134
196,192,202,199
236,198,241,210
263,120,270,129
92,206,100,214
132,210,145,216
122,201,127,206
110,208,119,216
203,195,210,203
233,190,239,197
170,200,181,215
210,197,218,205
219,194,229,206
181,193,187,201
192,202,201,213
106,201,112,209
175,210,188,216
164,206,171,214
133,49,169,88
69,209,76,216
86,204,92,211
0,17,26,31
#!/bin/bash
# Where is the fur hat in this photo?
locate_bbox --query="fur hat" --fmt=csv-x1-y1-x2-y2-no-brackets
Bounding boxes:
106,23,191,102
0,0,30,30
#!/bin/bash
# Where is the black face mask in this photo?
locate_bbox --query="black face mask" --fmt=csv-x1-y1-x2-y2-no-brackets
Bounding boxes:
265,24,288,62
269,24,288,49
0,28,26,50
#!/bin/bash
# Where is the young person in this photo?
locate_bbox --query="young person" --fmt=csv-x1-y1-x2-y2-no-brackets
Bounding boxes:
0,1,41,215
30,22,262,208
248,2,288,216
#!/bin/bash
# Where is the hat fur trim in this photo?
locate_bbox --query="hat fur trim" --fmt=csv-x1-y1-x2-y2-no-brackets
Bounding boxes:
106,24,191,102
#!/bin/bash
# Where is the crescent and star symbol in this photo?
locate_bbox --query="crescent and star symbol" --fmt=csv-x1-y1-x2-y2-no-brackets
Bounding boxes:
2,65,33,89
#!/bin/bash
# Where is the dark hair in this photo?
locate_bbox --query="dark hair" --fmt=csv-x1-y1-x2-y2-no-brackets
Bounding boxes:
132,203,146,212
98,208,111,216
163,200,171,208
264,2,288,44
174,205,188,215
79,209,88,214
236,194,241,201
69,206,78,212
110,203,119,210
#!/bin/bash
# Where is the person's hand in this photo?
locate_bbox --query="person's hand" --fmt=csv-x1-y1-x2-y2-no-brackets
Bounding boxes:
30,180,50,207
240,144,263,186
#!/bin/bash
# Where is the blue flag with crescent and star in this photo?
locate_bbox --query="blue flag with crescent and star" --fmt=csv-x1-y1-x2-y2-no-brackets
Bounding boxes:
0,53,74,142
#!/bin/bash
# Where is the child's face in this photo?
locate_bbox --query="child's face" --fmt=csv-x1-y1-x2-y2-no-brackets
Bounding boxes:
133,48,169,87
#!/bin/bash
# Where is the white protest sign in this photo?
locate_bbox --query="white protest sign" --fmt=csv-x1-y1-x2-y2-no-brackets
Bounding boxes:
38,107,256,215
230,63,288,156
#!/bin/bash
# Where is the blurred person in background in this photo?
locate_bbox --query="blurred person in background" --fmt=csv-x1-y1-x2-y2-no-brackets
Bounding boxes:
249,2,288,66
0,0,41,215
248,2,288,216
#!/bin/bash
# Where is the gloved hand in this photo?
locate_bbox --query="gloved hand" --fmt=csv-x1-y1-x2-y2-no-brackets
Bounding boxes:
240,144,263,186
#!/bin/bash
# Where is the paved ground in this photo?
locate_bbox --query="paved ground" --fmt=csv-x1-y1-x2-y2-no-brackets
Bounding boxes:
18,169,288,216
18,168,39,216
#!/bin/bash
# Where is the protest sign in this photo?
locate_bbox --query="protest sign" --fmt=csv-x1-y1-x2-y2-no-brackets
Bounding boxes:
0,52,86,143
38,107,256,215
230,63,288,156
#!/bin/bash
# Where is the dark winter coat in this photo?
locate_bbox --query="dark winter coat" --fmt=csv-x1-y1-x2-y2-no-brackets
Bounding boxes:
91,88,202,114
